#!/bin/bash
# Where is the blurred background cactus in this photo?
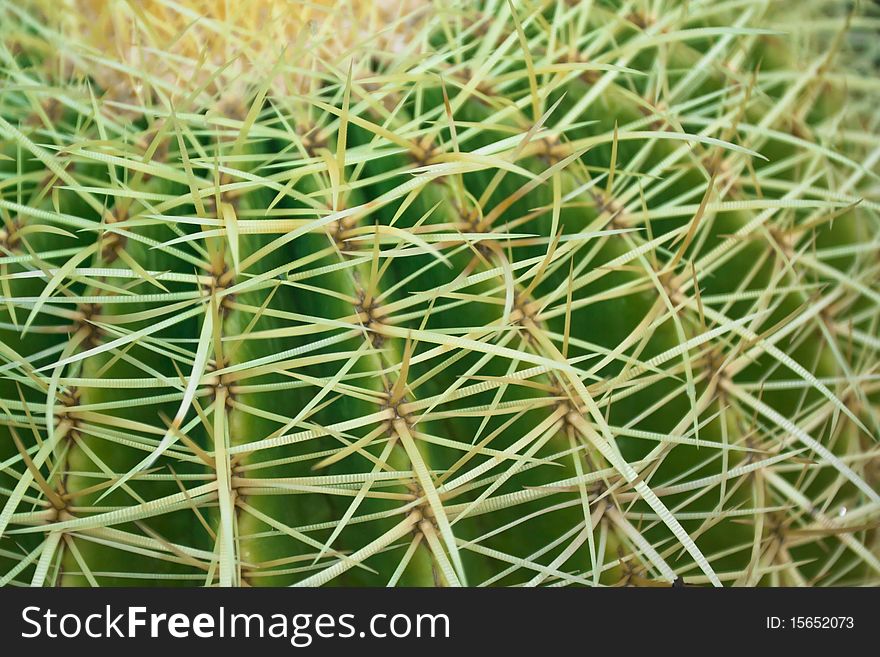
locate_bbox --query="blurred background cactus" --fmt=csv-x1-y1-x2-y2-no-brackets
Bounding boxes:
0,0,878,587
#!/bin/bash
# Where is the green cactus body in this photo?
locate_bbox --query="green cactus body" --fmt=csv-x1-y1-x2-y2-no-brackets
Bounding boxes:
0,0,877,588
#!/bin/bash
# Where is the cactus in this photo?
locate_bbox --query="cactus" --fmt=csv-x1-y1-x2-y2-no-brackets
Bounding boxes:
0,0,878,588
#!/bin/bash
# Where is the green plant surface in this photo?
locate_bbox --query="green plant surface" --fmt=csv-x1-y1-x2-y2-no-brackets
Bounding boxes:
0,0,878,587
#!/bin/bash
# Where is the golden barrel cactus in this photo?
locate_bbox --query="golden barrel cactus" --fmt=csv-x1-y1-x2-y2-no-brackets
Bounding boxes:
0,0,878,587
